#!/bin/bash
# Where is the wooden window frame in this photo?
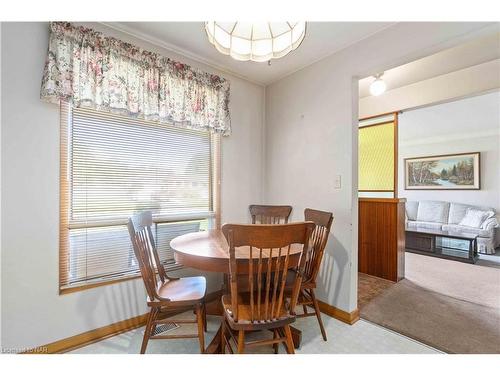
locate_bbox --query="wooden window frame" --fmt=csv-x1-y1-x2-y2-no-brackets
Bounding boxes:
358,112,399,197
59,102,222,294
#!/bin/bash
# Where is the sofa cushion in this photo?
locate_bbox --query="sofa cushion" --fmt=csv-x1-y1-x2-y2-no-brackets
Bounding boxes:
416,201,450,224
482,217,499,230
448,203,495,224
458,208,492,228
442,224,493,238
406,221,443,231
405,201,419,221
448,203,471,225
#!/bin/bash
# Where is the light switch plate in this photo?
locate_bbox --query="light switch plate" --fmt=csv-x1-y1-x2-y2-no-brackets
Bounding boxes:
334,174,342,189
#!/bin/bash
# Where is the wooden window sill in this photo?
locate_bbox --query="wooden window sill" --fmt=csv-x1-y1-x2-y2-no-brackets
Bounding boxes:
59,264,183,295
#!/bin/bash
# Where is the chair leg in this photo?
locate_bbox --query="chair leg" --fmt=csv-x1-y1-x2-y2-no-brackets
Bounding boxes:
283,325,295,354
203,302,208,332
237,330,245,354
302,303,308,315
221,318,226,354
140,307,156,354
310,289,327,341
196,303,205,353
273,329,279,354
277,327,288,352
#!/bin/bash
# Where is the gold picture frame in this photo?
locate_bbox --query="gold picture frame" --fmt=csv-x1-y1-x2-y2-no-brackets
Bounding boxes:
404,152,480,190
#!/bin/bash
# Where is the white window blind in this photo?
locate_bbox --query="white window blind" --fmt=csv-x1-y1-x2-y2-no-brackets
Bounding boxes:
60,103,219,291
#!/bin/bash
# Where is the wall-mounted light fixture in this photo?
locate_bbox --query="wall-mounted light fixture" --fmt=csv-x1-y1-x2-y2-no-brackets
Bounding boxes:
369,73,387,96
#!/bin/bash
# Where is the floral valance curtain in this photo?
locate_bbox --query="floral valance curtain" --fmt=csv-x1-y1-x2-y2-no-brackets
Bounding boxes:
40,22,231,135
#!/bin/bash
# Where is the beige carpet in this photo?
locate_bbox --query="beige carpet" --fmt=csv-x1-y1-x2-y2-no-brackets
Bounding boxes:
405,252,500,310
360,252,500,354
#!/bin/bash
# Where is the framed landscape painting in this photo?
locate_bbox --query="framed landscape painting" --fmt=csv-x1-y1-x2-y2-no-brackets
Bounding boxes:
405,152,480,190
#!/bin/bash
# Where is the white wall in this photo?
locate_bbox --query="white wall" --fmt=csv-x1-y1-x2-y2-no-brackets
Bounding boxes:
1,22,264,349
359,59,500,118
265,22,496,313
2,20,497,350
398,91,500,210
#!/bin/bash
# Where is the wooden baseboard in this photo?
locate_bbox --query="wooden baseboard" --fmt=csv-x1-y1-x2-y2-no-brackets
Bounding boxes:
317,300,360,325
22,290,222,354
22,292,355,353
23,313,150,354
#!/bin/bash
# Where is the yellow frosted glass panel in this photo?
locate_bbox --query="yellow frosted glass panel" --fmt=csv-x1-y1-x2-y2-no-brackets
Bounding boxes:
359,122,394,191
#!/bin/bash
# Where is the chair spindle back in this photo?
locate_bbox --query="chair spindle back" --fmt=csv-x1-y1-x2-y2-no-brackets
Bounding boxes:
249,205,293,224
127,211,167,302
222,222,315,323
302,208,333,284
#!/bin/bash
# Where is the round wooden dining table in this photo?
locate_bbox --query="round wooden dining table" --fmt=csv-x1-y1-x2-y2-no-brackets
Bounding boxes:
170,229,304,354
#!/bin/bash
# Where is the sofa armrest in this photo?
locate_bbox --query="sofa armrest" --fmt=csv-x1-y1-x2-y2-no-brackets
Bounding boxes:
482,217,499,230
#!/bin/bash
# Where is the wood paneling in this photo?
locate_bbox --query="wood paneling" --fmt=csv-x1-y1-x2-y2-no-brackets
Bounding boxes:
358,198,406,282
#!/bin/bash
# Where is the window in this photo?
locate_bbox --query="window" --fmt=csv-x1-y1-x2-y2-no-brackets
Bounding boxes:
59,103,220,293
358,113,398,198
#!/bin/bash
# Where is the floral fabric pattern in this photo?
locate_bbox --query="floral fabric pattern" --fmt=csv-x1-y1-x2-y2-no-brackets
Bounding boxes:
41,22,231,135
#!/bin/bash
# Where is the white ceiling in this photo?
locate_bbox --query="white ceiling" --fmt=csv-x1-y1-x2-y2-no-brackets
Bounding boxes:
358,32,500,98
106,22,395,86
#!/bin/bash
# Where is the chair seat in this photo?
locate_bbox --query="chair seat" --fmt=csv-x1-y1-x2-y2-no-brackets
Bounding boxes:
152,276,206,304
222,293,295,330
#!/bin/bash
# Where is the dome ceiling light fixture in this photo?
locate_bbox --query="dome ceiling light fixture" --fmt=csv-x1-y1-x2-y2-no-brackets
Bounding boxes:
205,22,306,63
369,73,387,96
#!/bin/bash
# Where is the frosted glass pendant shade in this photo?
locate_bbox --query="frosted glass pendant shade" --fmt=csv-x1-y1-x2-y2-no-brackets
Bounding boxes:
205,22,306,62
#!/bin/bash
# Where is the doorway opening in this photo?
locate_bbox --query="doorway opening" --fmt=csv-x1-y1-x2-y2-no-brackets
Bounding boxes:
355,31,500,354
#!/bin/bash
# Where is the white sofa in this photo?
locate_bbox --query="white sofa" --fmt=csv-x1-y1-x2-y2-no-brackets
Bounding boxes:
405,200,500,254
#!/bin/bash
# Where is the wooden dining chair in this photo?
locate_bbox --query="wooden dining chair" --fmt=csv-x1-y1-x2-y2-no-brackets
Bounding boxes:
249,204,293,224
289,208,333,341
220,222,315,354
127,211,207,354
